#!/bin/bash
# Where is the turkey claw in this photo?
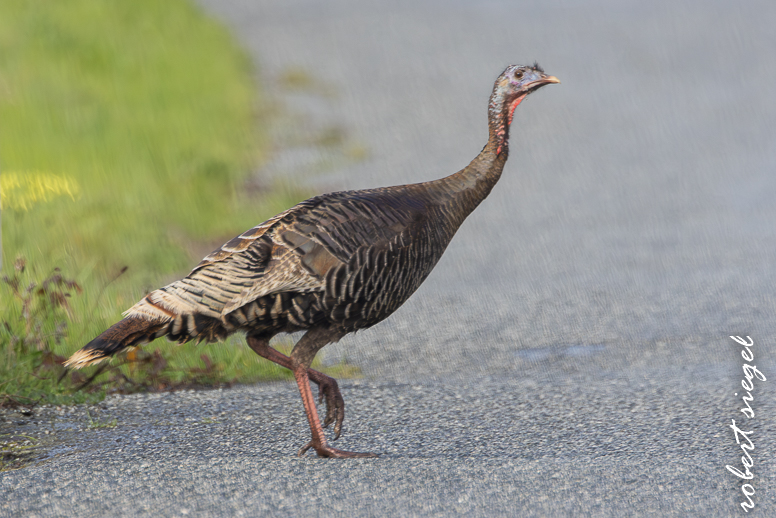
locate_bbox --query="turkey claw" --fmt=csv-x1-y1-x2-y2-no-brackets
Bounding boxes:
314,374,345,440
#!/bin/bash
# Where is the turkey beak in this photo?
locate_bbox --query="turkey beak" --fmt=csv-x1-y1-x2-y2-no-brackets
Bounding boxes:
530,75,560,88
523,74,560,93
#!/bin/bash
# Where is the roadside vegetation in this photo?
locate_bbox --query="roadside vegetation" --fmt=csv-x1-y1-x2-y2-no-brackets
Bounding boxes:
0,0,314,407
0,434,39,471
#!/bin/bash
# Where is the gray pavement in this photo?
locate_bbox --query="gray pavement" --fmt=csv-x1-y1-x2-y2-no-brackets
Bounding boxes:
3,0,776,515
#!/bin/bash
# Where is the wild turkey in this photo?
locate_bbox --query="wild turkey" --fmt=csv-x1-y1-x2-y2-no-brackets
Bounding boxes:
65,64,559,458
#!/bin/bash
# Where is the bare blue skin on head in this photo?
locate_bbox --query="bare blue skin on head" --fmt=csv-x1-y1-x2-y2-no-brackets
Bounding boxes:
488,64,560,156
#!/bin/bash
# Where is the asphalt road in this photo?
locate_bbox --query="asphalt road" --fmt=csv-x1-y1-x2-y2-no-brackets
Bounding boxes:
3,0,776,516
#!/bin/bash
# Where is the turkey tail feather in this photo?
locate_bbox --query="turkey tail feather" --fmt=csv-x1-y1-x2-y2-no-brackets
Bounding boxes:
64,317,166,369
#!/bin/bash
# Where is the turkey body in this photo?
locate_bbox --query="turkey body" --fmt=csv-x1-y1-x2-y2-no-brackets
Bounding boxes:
133,183,472,344
66,64,559,458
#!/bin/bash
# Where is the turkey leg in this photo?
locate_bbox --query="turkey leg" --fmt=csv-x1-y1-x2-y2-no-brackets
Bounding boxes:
291,327,378,458
246,335,345,438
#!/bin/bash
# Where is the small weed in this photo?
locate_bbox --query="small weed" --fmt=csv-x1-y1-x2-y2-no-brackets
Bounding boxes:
344,144,370,161
2,257,81,354
200,417,218,424
0,434,40,472
86,410,117,429
314,125,346,147
277,66,338,97
1,259,86,407
279,67,314,90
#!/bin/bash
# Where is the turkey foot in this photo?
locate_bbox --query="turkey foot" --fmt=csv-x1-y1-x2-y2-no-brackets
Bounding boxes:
247,336,345,437
293,363,377,458
297,440,378,458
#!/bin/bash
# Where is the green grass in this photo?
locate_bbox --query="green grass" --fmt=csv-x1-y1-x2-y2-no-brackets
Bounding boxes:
0,0,312,405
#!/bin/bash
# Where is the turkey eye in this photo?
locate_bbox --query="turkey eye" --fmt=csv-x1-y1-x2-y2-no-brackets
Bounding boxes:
514,71,523,79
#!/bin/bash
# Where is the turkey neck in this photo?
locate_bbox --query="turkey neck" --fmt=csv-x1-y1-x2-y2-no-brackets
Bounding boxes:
428,87,518,227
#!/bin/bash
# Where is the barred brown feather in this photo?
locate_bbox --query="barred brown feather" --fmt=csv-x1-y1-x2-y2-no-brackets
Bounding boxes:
63,317,166,368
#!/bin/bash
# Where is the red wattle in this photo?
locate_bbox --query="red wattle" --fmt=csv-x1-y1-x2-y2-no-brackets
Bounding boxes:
507,96,525,126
